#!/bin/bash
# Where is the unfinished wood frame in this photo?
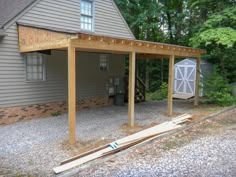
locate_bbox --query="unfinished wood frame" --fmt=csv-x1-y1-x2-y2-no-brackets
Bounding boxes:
18,25,75,52
128,51,136,127
68,41,76,144
17,25,206,144
18,26,205,58
167,55,175,116
194,56,201,106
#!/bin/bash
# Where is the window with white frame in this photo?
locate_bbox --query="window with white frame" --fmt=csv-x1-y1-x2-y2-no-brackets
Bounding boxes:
99,54,109,71
25,53,45,81
81,0,93,31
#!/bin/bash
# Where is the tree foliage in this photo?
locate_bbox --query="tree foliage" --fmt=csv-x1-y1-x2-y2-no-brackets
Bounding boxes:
190,6,236,82
114,0,236,91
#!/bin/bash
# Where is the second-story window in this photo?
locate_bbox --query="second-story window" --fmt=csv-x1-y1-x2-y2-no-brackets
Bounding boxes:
81,0,93,31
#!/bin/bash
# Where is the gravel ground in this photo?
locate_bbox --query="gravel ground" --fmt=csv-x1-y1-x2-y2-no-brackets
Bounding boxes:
77,107,236,177
0,100,227,176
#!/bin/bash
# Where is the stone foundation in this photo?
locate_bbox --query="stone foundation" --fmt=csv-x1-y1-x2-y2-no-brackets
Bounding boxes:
0,97,113,125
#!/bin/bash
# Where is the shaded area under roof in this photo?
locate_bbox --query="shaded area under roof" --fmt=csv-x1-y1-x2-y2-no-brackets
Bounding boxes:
0,0,36,28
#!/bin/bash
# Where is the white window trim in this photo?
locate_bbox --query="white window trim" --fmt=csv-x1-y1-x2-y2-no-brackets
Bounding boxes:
25,52,46,82
80,0,95,32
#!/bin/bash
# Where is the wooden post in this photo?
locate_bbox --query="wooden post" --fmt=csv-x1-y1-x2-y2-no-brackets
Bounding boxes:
68,42,76,145
194,56,201,106
128,51,136,127
167,55,175,116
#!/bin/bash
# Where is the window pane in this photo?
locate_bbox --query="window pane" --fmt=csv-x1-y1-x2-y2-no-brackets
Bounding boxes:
32,58,38,65
27,57,33,65
99,55,109,71
81,0,93,31
38,66,43,73
27,73,32,80
27,66,32,72
81,1,92,16
32,66,37,72
38,57,43,65
26,52,45,81
32,73,38,80
38,73,43,80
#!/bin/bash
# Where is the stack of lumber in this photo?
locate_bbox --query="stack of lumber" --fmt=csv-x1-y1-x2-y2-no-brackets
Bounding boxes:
53,114,192,174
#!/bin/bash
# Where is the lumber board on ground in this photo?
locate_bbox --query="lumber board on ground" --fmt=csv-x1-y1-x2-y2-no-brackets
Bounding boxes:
61,145,109,165
173,93,194,100
61,114,190,165
53,114,192,174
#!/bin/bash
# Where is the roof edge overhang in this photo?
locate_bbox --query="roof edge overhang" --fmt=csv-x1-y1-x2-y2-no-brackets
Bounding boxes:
18,25,206,58
1,0,40,30
17,22,78,34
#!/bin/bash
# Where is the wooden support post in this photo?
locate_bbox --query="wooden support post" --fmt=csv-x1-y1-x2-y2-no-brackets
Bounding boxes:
68,42,76,145
167,55,175,116
128,51,136,127
194,56,201,106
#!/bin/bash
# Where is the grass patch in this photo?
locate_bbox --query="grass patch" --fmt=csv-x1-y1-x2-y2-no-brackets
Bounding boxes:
146,92,165,101
51,111,61,117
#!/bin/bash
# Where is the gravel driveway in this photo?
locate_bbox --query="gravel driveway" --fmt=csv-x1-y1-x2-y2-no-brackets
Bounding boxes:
0,100,231,176
77,107,236,177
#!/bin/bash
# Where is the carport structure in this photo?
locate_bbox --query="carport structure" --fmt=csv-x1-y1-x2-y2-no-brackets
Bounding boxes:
18,25,206,144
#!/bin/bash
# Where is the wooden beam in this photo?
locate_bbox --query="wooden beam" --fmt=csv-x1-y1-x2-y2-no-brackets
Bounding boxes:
128,51,136,127
194,56,201,106
71,38,203,58
18,25,206,58
137,54,187,59
68,41,76,145
18,25,75,52
167,55,175,116
20,39,69,53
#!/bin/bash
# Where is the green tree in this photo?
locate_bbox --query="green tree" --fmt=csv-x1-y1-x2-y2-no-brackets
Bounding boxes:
190,7,236,82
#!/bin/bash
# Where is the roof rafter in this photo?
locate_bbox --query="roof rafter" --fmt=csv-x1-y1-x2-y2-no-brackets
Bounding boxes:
18,25,206,58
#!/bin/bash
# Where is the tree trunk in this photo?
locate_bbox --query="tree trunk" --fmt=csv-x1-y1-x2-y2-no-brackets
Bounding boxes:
161,59,164,83
145,60,150,90
166,11,173,43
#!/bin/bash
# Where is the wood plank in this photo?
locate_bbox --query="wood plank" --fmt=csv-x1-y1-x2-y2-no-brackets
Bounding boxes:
18,26,206,58
53,123,180,174
173,93,194,100
62,113,191,165
73,33,206,56
128,51,136,127
53,114,192,174
71,39,203,58
167,55,175,116
194,56,201,106
18,25,206,58
61,145,108,165
68,41,76,145
19,39,69,52
18,25,74,52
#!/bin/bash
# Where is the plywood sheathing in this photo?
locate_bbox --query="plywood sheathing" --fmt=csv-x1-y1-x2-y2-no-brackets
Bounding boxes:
18,25,76,52
18,25,206,58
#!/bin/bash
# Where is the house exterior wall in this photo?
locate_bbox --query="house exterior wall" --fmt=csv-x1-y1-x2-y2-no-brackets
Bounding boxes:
17,0,134,39
0,24,125,108
0,0,130,110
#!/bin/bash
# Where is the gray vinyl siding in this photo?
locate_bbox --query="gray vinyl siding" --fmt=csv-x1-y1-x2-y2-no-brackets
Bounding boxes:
17,0,134,39
18,0,81,32
76,52,125,100
0,24,67,107
0,0,129,108
95,0,134,39
0,24,125,108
